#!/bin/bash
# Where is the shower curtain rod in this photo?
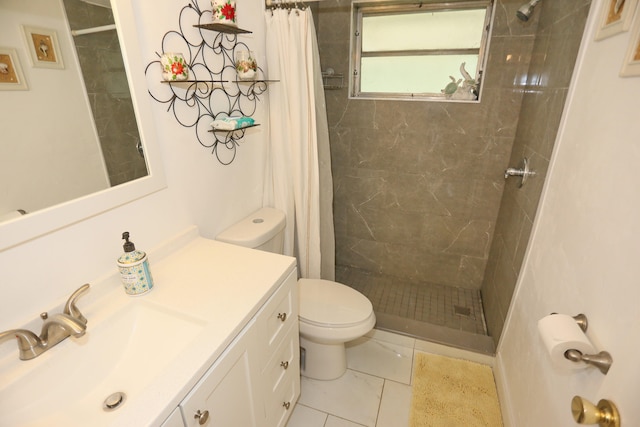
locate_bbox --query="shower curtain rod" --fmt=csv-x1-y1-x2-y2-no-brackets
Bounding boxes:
71,24,116,36
265,0,324,8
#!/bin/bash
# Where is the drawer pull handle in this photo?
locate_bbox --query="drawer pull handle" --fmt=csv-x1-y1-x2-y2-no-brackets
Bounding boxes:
280,361,289,369
194,409,210,425
283,401,291,410
277,312,287,322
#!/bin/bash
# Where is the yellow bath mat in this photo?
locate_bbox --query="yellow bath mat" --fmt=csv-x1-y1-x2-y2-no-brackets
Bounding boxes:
409,353,503,427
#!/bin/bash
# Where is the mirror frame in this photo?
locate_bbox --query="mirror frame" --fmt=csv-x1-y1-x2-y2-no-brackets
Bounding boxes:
1,0,166,252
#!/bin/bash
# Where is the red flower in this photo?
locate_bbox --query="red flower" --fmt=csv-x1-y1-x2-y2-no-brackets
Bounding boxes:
221,2,235,21
171,61,184,76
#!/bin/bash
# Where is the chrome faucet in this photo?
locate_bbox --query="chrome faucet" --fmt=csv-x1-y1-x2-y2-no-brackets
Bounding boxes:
0,284,90,360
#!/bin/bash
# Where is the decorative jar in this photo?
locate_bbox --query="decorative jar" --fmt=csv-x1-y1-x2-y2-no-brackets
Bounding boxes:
212,0,237,26
161,53,188,81
235,50,257,80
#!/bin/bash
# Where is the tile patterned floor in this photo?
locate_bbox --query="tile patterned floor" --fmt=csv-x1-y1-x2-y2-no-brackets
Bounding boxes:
336,266,487,336
285,329,495,427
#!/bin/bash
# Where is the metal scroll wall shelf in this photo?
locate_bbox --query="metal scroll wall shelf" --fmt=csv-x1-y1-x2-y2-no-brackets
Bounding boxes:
145,1,277,165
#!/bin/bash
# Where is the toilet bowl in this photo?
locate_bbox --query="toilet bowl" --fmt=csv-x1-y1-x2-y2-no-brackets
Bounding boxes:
298,278,376,380
216,207,376,380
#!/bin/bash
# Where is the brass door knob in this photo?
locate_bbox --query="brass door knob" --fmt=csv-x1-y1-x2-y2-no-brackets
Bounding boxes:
571,396,620,427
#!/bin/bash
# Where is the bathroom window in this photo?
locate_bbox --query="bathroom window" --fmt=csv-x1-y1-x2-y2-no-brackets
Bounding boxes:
350,0,493,101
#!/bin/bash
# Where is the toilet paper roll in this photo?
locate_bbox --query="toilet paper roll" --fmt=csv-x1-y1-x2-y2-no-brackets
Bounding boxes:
537,313,596,370
0,210,25,222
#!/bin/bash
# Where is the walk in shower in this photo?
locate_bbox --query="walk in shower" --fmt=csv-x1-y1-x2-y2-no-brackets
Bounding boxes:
316,0,592,353
63,0,147,186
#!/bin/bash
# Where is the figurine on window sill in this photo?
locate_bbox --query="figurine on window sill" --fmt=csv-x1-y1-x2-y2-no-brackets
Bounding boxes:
441,62,478,101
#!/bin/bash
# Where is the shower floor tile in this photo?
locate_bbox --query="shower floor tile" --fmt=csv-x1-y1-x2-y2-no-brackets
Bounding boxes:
336,266,488,336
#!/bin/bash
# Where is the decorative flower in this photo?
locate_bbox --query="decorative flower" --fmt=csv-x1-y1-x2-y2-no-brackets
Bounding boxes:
236,58,257,73
221,2,236,21
171,61,185,76
161,53,188,81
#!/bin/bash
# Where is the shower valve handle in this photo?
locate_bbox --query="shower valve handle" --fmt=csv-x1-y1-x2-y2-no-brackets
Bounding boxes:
504,157,536,187
504,167,534,178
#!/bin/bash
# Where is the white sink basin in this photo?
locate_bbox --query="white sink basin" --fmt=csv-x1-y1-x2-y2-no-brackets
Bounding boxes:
0,301,205,426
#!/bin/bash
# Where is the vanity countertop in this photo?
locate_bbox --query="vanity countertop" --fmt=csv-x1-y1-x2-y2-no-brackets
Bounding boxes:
0,226,296,426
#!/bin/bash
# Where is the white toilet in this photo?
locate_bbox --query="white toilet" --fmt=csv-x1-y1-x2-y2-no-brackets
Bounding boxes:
216,207,376,380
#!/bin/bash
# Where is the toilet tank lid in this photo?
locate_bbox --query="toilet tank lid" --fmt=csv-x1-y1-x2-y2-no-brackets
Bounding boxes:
216,207,285,248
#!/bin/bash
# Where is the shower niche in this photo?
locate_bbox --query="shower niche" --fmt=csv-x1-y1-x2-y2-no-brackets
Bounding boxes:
146,1,276,165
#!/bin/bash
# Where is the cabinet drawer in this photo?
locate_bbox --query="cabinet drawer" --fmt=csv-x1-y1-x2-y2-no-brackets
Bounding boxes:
263,328,300,394
265,371,300,427
257,271,298,353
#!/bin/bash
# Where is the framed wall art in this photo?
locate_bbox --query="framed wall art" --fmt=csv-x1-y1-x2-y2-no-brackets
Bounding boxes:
594,0,638,40
22,25,64,69
0,47,28,90
620,12,640,76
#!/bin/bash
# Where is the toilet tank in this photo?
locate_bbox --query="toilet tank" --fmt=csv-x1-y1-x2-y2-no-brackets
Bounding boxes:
215,207,286,254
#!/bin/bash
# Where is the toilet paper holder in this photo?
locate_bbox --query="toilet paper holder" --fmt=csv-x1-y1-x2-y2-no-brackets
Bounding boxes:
554,313,613,375
550,312,588,332
565,349,613,375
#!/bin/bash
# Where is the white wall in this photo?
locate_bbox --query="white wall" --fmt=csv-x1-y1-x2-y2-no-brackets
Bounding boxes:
497,0,640,424
132,0,268,238
0,0,109,215
0,0,268,335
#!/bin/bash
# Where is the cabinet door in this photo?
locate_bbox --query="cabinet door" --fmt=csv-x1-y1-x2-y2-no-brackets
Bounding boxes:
160,407,185,427
180,325,261,427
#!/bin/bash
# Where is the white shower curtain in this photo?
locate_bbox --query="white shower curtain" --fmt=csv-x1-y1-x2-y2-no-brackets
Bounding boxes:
263,7,335,280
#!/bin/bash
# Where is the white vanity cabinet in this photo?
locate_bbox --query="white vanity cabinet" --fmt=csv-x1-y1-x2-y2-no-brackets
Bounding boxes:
257,270,301,427
177,270,300,427
0,232,299,427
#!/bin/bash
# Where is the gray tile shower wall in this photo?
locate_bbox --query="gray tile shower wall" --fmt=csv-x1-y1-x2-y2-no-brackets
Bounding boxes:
481,0,591,343
317,0,539,289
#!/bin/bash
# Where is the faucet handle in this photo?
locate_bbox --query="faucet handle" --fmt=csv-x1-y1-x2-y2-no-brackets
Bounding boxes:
64,283,90,324
0,329,42,360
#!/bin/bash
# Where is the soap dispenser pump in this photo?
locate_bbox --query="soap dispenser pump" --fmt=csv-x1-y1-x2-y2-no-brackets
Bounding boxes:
117,231,154,296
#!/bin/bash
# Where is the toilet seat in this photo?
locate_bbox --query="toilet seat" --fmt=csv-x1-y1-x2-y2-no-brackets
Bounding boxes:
298,279,373,328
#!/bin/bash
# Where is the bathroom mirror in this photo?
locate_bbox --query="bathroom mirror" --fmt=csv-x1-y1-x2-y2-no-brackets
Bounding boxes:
0,0,166,251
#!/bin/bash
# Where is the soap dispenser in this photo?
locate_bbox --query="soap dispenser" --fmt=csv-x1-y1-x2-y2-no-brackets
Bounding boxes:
117,231,154,296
